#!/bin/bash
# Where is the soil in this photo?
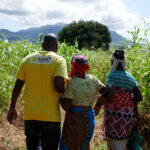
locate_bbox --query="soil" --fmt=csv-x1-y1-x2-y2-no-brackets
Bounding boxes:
0,104,25,150
0,105,150,150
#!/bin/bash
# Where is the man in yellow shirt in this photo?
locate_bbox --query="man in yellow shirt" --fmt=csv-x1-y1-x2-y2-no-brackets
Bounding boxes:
7,33,68,150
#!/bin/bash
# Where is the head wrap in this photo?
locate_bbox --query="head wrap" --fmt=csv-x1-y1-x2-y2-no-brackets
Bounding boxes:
111,49,126,72
69,55,89,79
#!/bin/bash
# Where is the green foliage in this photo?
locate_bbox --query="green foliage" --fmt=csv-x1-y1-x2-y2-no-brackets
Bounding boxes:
58,41,81,71
0,40,41,111
0,37,150,113
0,40,81,111
127,20,150,51
125,50,150,111
94,144,107,150
126,20,150,110
0,21,150,150
127,26,141,47
0,36,150,149
84,50,111,82
58,20,111,50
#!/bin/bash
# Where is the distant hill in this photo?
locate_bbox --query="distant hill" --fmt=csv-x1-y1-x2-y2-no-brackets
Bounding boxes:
110,31,126,42
0,23,126,43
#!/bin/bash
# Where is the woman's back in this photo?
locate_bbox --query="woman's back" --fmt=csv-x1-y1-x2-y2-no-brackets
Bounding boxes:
63,74,103,106
60,55,104,150
106,70,137,90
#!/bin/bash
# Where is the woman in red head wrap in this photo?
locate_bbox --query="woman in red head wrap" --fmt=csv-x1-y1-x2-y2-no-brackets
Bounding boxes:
69,55,90,79
59,55,105,150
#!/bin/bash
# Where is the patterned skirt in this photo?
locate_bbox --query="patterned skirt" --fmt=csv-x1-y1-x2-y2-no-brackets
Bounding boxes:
103,87,135,149
60,106,95,150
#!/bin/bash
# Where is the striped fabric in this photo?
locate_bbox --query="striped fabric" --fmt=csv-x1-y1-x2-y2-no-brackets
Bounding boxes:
106,71,137,90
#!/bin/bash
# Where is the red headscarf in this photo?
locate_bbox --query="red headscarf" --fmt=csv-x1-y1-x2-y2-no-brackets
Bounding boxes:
69,55,89,79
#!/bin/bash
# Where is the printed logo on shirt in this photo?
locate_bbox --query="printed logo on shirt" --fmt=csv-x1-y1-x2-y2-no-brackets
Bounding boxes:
30,56,53,64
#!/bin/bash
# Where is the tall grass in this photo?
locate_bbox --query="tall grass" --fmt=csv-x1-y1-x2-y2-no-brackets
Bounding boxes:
0,40,81,112
0,40,40,113
0,38,150,150
0,38,150,113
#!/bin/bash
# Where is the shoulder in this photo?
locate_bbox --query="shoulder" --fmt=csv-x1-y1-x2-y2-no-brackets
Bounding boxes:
125,71,133,77
107,71,125,77
89,74,98,80
106,72,115,78
27,52,40,58
125,71,137,81
88,74,103,83
49,52,65,61
23,52,39,62
85,74,95,81
53,54,66,66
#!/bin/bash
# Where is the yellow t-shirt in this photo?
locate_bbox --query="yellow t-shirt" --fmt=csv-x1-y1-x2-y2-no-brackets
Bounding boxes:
16,51,68,122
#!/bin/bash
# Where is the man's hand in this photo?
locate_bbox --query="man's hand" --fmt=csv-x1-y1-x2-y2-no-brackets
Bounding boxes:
7,79,24,124
94,106,101,116
7,108,17,124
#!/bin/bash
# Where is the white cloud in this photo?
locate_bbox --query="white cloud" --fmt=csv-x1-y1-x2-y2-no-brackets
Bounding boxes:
0,0,145,37
58,0,99,3
0,8,31,16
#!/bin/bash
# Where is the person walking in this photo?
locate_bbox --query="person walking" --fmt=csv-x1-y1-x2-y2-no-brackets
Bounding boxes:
59,55,105,150
95,49,143,150
7,33,68,150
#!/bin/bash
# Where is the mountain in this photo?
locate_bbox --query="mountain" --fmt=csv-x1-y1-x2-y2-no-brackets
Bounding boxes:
0,23,67,42
0,23,126,43
110,31,126,42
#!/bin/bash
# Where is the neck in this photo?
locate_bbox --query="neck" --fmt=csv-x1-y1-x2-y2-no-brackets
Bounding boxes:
116,63,124,71
43,48,54,52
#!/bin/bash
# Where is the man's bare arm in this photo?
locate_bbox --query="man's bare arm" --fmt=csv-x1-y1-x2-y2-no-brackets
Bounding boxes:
7,79,24,124
54,76,65,94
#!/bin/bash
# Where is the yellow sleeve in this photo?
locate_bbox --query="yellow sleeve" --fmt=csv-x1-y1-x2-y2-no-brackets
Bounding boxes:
16,61,25,81
62,82,73,99
54,58,68,79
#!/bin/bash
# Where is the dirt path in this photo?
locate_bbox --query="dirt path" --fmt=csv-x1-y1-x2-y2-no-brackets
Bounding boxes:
0,104,25,150
0,105,150,150
0,104,104,150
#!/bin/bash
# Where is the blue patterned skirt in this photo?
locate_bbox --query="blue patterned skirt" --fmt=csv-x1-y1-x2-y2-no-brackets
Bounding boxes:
60,107,95,150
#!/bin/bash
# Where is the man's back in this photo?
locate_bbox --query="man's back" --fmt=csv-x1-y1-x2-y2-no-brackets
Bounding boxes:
16,51,68,122
7,33,68,150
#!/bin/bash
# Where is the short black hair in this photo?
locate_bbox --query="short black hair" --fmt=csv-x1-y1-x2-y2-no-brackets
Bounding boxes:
43,33,58,49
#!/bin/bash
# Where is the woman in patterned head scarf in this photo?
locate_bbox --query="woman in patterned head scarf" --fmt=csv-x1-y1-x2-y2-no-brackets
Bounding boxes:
69,54,90,78
59,55,105,150
95,49,143,150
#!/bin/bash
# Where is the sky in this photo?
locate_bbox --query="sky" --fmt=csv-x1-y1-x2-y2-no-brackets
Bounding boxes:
0,0,150,38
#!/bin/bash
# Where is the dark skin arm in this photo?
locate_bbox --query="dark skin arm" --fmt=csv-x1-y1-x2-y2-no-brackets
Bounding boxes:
94,85,115,116
55,76,72,111
54,76,65,94
7,79,24,124
60,98,72,111
132,86,143,103
132,86,143,119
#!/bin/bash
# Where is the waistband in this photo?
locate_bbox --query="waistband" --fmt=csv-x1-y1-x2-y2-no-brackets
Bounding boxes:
70,106,92,112
106,136,128,141
115,87,132,93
